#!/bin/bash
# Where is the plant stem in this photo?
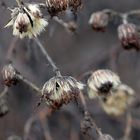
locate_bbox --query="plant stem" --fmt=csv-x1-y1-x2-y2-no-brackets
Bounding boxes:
34,38,61,76
16,73,41,94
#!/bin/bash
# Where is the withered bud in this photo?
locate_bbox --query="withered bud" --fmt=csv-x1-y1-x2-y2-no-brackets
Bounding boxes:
97,134,115,140
46,0,69,16
41,76,84,110
0,98,9,117
88,69,121,97
117,23,140,51
89,11,109,32
2,64,18,87
100,84,135,116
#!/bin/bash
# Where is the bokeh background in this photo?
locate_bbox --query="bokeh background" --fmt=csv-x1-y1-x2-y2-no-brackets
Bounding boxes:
0,0,140,140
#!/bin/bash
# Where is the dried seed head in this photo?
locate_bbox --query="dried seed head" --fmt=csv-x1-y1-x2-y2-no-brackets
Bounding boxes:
98,134,115,140
2,64,18,87
5,4,48,38
68,0,81,12
46,0,81,16
42,76,84,110
100,84,135,116
117,23,140,51
88,69,121,97
46,0,69,16
0,98,9,117
89,11,109,32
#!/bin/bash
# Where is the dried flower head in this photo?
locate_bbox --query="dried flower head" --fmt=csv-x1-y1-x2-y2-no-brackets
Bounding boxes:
117,23,140,51
68,0,81,12
46,0,81,16
0,98,9,117
41,76,84,110
46,0,69,16
89,11,109,32
5,3,48,38
98,134,115,140
100,84,135,116
87,69,121,97
2,64,18,87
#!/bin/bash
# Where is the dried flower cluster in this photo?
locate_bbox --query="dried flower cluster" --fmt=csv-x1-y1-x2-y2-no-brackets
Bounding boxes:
46,0,81,16
87,69,121,97
5,3,48,38
41,76,84,110
89,10,140,51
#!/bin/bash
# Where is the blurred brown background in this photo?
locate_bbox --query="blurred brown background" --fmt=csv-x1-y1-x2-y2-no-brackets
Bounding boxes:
0,0,140,140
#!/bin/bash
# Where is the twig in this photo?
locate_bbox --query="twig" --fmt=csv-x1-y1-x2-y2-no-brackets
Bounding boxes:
34,37,61,76
16,73,41,94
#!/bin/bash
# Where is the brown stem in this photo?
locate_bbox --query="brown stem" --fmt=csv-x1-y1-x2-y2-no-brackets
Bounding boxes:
34,38,61,77
16,73,41,94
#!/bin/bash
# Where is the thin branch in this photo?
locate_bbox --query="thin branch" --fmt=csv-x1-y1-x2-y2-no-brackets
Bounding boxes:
16,73,41,94
34,37,61,76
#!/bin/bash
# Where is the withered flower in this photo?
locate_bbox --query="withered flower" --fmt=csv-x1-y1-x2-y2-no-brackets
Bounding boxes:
117,23,140,51
46,0,81,16
0,98,9,117
41,76,84,110
46,0,69,16
2,64,18,87
100,84,135,116
89,11,109,32
68,0,81,12
5,3,48,38
88,69,121,97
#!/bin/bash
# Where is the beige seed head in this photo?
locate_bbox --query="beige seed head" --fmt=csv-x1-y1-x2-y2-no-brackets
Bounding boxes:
88,69,121,97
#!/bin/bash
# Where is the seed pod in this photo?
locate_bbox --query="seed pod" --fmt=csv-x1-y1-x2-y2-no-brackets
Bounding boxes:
5,3,48,38
98,134,115,140
117,23,140,51
89,11,109,32
42,76,84,110
87,69,121,97
2,64,18,87
46,0,69,16
100,84,135,116
0,98,9,117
